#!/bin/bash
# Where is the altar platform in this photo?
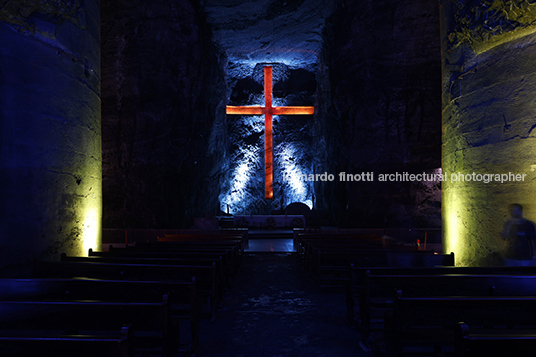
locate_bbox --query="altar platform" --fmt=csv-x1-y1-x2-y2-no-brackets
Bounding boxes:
244,228,295,252
233,215,305,228
245,238,295,253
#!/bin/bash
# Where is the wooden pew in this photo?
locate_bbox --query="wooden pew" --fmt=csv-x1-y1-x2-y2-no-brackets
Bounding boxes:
91,248,225,259
92,248,241,283
102,228,248,246
139,239,244,260
0,325,132,357
346,265,536,329
94,248,240,283
297,233,385,267
0,277,200,355
357,273,536,348
454,322,536,357
98,247,241,286
310,250,453,291
300,242,388,272
385,291,536,356
33,260,222,321
296,232,420,280
296,232,383,245
175,228,249,244
0,296,173,356
296,233,374,258
118,242,243,268
219,227,249,243
63,253,223,267
351,265,536,279
157,234,245,253
62,253,233,289
136,240,243,274
292,227,321,246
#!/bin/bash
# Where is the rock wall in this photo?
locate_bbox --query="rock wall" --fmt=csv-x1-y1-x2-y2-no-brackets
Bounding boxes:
441,0,536,266
0,0,101,268
101,0,226,228
316,0,443,228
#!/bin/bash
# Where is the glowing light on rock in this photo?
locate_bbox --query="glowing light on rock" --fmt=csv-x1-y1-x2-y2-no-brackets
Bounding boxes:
77,160,102,256
229,157,254,205
219,148,259,215
443,187,462,265
279,144,313,209
226,65,314,200
81,205,101,256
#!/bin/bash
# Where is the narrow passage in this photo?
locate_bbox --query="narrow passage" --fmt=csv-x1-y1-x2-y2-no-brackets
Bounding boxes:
198,252,371,357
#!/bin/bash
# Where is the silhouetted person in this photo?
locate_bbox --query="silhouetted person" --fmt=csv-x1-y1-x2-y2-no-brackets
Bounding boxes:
502,203,536,266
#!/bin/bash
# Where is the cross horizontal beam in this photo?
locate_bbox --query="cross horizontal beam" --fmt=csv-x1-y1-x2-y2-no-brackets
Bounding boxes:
226,106,315,115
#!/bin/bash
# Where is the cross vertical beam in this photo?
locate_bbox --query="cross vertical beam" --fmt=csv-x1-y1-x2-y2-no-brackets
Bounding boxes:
226,65,314,200
264,66,273,200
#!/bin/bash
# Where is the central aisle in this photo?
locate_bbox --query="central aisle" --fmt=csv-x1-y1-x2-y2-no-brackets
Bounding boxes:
197,252,372,357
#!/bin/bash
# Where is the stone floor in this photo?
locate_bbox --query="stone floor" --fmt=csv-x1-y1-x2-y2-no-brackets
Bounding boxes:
197,252,372,357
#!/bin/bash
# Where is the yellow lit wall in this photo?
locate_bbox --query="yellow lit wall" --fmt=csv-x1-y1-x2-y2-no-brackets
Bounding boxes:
441,1,536,266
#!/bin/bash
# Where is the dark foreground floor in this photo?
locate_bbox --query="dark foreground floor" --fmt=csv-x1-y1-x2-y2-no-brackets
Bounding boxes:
197,253,371,357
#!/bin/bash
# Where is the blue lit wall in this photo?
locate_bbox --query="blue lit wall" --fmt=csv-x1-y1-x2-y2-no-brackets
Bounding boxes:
0,0,102,266
219,63,316,214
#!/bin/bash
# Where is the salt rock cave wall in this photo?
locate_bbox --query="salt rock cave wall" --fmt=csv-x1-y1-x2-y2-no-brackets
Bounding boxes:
441,0,536,266
0,0,101,266
220,62,316,215
315,0,443,229
101,0,226,228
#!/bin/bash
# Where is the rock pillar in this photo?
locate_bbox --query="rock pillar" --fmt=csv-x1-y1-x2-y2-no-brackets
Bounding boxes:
441,0,536,266
0,0,101,268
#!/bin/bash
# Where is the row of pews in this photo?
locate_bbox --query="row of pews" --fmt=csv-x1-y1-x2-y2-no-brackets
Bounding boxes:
0,232,246,357
296,230,452,291
296,230,536,356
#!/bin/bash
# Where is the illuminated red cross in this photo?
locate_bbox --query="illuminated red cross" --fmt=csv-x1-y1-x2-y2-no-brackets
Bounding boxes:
226,66,314,200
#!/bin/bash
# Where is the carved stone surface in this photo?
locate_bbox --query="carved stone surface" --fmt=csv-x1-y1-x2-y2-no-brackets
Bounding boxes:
315,0,443,228
0,0,85,35
448,0,536,52
100,0,227,228
203,0,333,66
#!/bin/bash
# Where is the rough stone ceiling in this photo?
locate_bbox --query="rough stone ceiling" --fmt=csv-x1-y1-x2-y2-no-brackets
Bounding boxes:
202,0,333,68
